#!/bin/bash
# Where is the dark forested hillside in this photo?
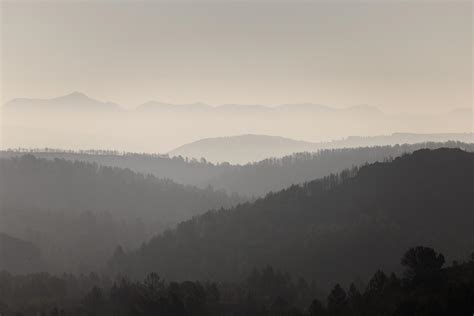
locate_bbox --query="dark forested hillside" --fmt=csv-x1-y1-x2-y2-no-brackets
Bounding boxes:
0,233,45,274
0,155,242,273
110,148,474,288
3,141,473,197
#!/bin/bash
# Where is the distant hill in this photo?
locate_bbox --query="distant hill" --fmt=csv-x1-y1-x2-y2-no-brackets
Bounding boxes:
168,133,473,164
0,232,44,274
110,149,474,287
3,141,473,197
169,134,317,164
3,92,120,112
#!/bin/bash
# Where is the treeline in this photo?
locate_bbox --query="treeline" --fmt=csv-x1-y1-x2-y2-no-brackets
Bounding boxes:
208,141,474,196
0,155,241,224
0,149,230,189
1,247,473,315
0,155,243,273
109,149,474,287
3,141,472,196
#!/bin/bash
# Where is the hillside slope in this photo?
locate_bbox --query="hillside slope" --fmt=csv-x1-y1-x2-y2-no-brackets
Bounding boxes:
0,155,242,272
111,149,474,287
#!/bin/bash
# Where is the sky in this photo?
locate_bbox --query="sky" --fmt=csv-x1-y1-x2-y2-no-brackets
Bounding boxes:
1,0,472,113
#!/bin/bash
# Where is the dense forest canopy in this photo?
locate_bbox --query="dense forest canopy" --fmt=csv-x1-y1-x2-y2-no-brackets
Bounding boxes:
109,149,474,288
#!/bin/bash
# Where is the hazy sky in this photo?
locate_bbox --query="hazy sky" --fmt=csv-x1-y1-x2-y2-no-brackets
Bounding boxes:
1,0,472,113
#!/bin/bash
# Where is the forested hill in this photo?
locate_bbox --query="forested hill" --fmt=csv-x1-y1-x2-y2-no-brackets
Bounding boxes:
0,155,241,223
0,155,243,273
207,141,474,196
110,148,474,288
2,141,473,197
0,150,229,188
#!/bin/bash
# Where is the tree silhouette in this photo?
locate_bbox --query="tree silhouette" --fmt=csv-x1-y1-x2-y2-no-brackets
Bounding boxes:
401,246,445,280
82,286,105,316
327,284,348,316
308,298,325,316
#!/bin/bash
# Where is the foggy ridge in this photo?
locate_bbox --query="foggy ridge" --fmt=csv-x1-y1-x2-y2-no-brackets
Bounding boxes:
168,133,474,164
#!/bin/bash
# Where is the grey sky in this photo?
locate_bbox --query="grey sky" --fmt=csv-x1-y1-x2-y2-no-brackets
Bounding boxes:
1,0,472,113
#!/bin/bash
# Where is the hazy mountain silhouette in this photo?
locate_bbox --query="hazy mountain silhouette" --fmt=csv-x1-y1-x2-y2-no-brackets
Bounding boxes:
3,92,120,111
169,134,317,164
110,149,474,287
3,92,472,153
135,101,383,115
168,133,473,164
137,101,212,112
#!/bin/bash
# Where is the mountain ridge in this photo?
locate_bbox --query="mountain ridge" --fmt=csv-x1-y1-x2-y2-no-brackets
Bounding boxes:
4,92,120,111
168,133,474,164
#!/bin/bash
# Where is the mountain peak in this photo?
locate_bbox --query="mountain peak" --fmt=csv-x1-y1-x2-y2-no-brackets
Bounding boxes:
4,92,120,111
68,91,88,98
54,91,93,102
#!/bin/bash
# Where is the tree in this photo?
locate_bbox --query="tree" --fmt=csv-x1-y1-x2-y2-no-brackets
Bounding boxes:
308,298,325,316
366,270,388,295
326,284,347,316
82,286,105,316
347,283,363,315
401,246,445,280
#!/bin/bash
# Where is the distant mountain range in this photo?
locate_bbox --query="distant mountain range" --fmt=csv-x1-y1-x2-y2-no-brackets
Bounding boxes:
2,92,385,114
137,101,383,115
3,92,472,155
169,133,474,164
3,92,120,111
3,92,468,116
